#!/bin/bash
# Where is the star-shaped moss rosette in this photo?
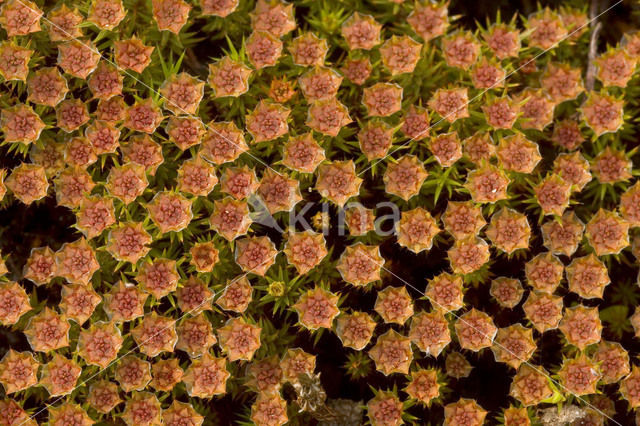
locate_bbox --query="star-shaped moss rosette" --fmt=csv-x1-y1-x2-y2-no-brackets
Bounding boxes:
176,275,214,314
367,391,404,426
490,277,524,309
0,400,36,426
0,349,39,394
209,197,252,241
428,87,469,123
293,286,340,330
207,56,252,98
149,359,183,391
281,348,316,383
23,246,56,286
447,354,475,381
362,82,403,117
235,236,278,276
87,0,125,29
105,162,149,204
442,31,481,70
250,0,296,37
256,169,302,214
336,243,383,287
23,307,70,353
75,195,116,239
485,207,531,255
121,135,164,175
379,35,423,75
405,369,441,407
39,353,81,397
581,92,624,137
48,403,93,426
464,163,510,204
189,241,219,273
146,191,193,234
103,281,148,323
216,276,253,313
425,272,463,313
176,313,217,357
288,32,328,67
246,30,283,69
283,230,328,275
282,133,325,173
409,310,451,356
407,1,449,42
523,291,563,333
442,201,486,241
566,254,610,299
158,72,204,115
106,222,152,264
0,282,31,326
444,398,487,426
585,208,630,256
592,340,630,385
591,146,632,184
374,285,414,325
122,391,162,426
77,321,123,368
131,311,178,357
430,133,463,167
162,401,204,426
0,42,32,81
335,311,376,350
596,47,637,87
115,355,151,392
57,40,100,80
448,236,490,276
368,329,413,375
152,0,191,33
524,252,564,294
496,134,542,174
470,57,505,90
383,155,428,201
396,207,440,253
251,393,289,426
509,364,554,406
491,324,536,370
217,316,261,362
454,308,497,352
88,380,122,414
27,67,69,107
315,160,362,206
1,105,45,145
341,12,381,51
60,284,101,324
620,365,640,409
558,304,602,350
182,353,230,398
298,66,343,101
557,353,601,396
306,98,353,136
114,37,154,73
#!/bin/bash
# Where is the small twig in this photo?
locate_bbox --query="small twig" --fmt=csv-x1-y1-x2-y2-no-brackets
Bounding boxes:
586,0,604,91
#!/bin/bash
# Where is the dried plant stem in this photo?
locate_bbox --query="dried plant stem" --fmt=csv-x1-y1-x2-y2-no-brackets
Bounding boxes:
586,0,604,91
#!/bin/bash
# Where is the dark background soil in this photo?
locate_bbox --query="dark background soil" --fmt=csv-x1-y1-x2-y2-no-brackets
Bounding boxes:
2,0,640,425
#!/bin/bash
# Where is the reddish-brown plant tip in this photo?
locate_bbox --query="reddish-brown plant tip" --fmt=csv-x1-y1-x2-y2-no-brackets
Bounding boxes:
2,2,640,422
